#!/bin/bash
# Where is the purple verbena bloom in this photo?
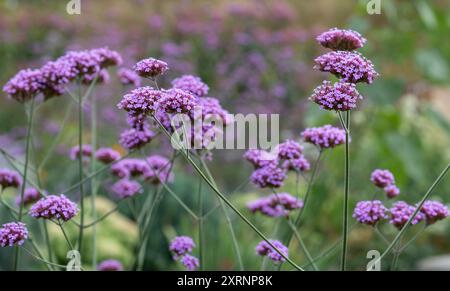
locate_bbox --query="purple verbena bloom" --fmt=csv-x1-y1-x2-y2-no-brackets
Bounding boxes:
192,97,232,125
169,236,196,260
95,147,121,164
111,179,142,199
310,81,362,111
384,185,400,199
0,168,22,189
247,193,303,218
16,188,42,206
282,155,311,172
420,201,449,225
250,164,287,188
117,68,141,87
0,222,28,247
119,127,155,151
144,155,174,184
370,169,395,188
389,201,424,230
352,200,388,226
157,88,197,114
277,139,303,160
255,240,288,263
29,194,79,222
97,259,124,271
82,69,110,85
39,60,77,99
133,58,169,78
3,69,43,103
314,51,378,84
316,28,366,51
117,86,164,115
171,75,209,97
69,144,93,162
111,158,150,178
301,125,346,149
89,47,123,67
244,149,278,169
180,254,199,271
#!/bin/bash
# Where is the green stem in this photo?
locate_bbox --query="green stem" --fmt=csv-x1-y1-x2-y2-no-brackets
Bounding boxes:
288,219,319,271
197,177,204,271
29,239,53,271
162,182,198,220
90,93,98,269
341,111,350,271
59,223,75,250
77,81,85,253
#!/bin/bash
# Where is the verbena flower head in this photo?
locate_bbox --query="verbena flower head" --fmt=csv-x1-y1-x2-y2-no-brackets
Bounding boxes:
39,59,77,99
248,193,303,218
301,125,346,149
117,87,164,115
95,148,121,164
3,68,43,103
69,144,93,162
144,155,174,184
277,140,303,160
255,240,288,263
169,236,196,260
282,156,311,172
119,126,155,151
133,58,169,78
29,194,79,222
316,28,366,51
0,222,28,247
117,68,141,87
420,201,449,225
250,164,287,188
389,201,424,230
157,88,197,114
310,81,362,111
314,51,378,84
244,149,277,169
352,200,388,226
97,259,124,271
16,188,41,206
111,179,142,199
193,97,232,125
384,185,400,199
82,69,110,85
181,254,199,271
0,168,22,189
89,47,123,67
370,169,395,188
111,158,149,178
171,75,209,97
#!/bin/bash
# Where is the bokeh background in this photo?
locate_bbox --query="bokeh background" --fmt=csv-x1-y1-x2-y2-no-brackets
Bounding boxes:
0,0,449,270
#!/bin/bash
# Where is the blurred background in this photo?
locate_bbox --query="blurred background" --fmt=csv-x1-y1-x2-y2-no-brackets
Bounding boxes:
0,0,449,270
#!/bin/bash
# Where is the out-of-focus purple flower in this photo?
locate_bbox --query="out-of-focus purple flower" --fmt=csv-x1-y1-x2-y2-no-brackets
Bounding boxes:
171,75,209,97
29,194,79,222
250,164,287,188
255,240,288,263
117,68,141,87
310,81,362,111
316,28,366,51
370,169,395,188
193,97,232,125
0,168,22,189
282,156,311,172
420,201,449,225
277,140,303,160
82,69,110,85
95,148,121,164
111,179,142,199
119,127,155,151
69,144,93,162
0,222,28,247
89,47,123,67
314,51,378,84
157,88,197,114
181,254,199,271
3,69,43,103
352,200,388,226
111,158,149,178
39,60,77,99
248,193,303,218
97,259,124,271
244,149,277,169
133,58,169,78
169,236,196,260
15,188,41,206
389,201,424,230
144,155,174,184
117,86,164,115
384,185,400,199
301,125,346,149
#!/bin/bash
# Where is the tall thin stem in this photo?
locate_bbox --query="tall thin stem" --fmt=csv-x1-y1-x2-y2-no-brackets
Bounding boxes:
341,110,350,271
90,93,98,269
288,219,319,271
197,177,204,270
77,82,85,252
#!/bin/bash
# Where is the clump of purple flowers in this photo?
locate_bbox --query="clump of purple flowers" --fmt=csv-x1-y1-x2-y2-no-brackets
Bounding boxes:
180,254,200,271
144,155,174,184
0,168,22,189
352,200,388,226
157,88,197,114
310,81,362,111
119,126,155,151
29,194,79,222
111,179,142,199
370,169,395,188
95,148,121,164
389,201,424,230
97,259,124,271
301,125,346,149
169,236,199,271
16,188,41,206
171,75,209,97
277,139,303,160
117,86,164,115
248,193,303,218
255,240,288,263
316,28,366,51
69,144,93,162
244,149,277,169
0,222,28,247
420,201,449,225
133,58,169,78
250,164,287,188
117,68,141,87
282,156,311,172
111,158,149,178
384,185,400,199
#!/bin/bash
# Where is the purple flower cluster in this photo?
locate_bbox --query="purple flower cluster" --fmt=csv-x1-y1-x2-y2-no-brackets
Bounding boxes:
282,156,311,172
144,155,174,184
316,28,366,51
171,75,209,97
389,201,424,230
247,193,303,217
180,254,200,271
117,68,141,87
119,126,155,151
0,168,22,189
370,169,395,188
111,158,149,178
301,125,346,149
97,259,124,271
310,81,362,111
157,88,197,114
111,179,142,199
250,164,287,188
133,58,169,78
244,149,277,169
29,194,79,222
69,144,93,162
0,222,28,247
420,201,449,225
117,86,164,115
277,139,303,160
314,51,378,84
352,200,388,226
15,188,42,206
384,185,400,199
255,240,288,263
95,147,121,164
169,236,199,271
